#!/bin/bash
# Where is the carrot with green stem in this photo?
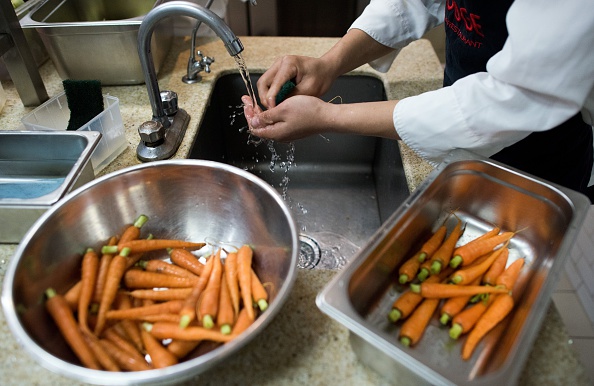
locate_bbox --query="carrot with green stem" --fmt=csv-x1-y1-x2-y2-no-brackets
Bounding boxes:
99,339,151,371
118,214,149,245
139,259,199,279
106,299,184,320
399,297,440,347
145,322,234,343
416,258,434,282
237,244,255,321
439,277,482,325
410,282,509,298
82,332,120,371
495,258,525,290
104,239,206,255
113,294,144,353
179,254,215,328
449,294,495,339
94,247,131,336
64,280,82,311
128,288,193,301
231,307,253,336
93,235,118,303
141,328,179,368
251,268,269,312
461,293,514,360
224,251,240,316
45,288,101,370
198,249,223,329
218,274,235,335
482,247,510,286
417,221,448,262
398,251,423,284
78,248,99,334
103,325,145,361
428,218,464,275
450,230,516,268
123,269,200,289
450,244,509,285
169,248,205,276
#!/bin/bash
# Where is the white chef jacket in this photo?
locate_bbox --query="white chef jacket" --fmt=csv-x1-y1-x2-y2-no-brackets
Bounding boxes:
350,0,594,166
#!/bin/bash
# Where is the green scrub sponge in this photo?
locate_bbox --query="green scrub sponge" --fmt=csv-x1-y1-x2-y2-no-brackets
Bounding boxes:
275,80,296,105
62,79,104,131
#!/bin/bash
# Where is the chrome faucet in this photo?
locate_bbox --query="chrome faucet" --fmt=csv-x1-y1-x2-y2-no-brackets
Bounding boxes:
136,0,244,162
182,0,215,84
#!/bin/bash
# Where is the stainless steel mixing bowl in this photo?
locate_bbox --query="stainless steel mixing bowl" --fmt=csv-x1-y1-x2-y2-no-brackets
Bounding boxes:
1,160,299,385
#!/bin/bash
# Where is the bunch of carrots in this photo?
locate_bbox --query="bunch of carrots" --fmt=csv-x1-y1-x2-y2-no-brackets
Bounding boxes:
44,214,270,371
389,216,524,360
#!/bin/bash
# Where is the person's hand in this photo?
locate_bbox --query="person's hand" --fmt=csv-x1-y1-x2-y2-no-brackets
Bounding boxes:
242,95,330,142
256,55,338,109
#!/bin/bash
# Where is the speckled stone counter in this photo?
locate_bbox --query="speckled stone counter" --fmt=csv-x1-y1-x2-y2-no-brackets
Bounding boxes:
0,36,589,385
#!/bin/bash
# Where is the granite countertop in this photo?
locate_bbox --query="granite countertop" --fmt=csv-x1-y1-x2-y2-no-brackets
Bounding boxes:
0,36,589,385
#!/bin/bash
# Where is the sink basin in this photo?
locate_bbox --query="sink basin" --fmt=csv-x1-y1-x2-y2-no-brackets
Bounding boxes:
189,74,410,268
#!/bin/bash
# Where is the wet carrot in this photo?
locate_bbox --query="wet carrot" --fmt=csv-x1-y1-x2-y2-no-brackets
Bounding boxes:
237,245,255,321
418,223,448,262
106,300,184,320
44,288,101,370
139,259,199,279
179,255,215,328
482,247,510,286
398,251,423,284
64,281,81,311
99,339,151,371
93,236,118,303
94,248,131,336
78,248,99,334
439,277,482,325
449,295,496,339
399,298,440,347
112,295,144,353
461,293,514,360
145,322,234,343
428,218,464,275
169,248,205,276
231,307,253,336
450,231,515,268
167,339,201,359
251,269,269,312
106,239,206,255
450,244,509,285
141,329,179,368
410,283,509,298
118,214,148,245
103,325,145,361
417,258,435,282
218,274,235,334
198,250,223,329
123,269,200,289
141,314,183,324
224,251,240,316
83,332,120,371
495,258,525,290
128,288,193,301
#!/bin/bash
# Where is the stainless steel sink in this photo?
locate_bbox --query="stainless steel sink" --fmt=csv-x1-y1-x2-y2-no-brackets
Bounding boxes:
189,74,410,269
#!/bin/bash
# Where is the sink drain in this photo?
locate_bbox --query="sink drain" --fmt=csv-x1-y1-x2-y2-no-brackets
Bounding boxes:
298,234,321,269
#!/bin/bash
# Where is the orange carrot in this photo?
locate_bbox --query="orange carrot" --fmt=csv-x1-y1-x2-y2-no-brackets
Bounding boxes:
399,298,440,347
251,269,269,312
145,322,234,343
167,339,201,359
128,288,193,301
123,269,200,289
461,293,514,360
410,283,509,298
439,277,482,325
141,329,179,369
140,314,183,324
450,244,509,285
94,247,131,336
417,258,435,282
78,248,99,334
224,251,240,316
82,332,120,371
179,254,215,328
482,247,510,286
44,288,101,370
140,259,199,279
118,214,148,245
237,245,255,321
107,239,206,254
103,325,145,361
218,274,235,334
113,295,144,353
418,223,448,262
398,251,423,284
231,307,253,336
428,218,464,275
449,295,496,339
495,258,525,291
106,300,184,320
169,248,205,276
93,236,118,303
64,281,82,311
99,339,151,371
198,250,223,329
450,231,515,268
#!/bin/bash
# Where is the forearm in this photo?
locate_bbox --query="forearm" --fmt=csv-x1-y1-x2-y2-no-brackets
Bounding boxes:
322,100,401,140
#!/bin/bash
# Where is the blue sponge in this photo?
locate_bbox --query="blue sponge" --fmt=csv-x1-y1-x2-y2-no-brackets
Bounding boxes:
275,80,296,105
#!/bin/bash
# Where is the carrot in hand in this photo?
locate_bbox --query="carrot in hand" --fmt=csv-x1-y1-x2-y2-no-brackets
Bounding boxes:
179,254,215,328
169,248,205,276
410,282,509,298
198,249,223,329
224,251,240,316
428,218,464,275
78,248,99,334
237,245,255,321
450,230,515,268
399,297,440,347
251,268,269,312
450,244,509,285
141,328,179,369
45,288,101,370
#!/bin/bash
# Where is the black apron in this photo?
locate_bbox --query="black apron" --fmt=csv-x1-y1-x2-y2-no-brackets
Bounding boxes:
443,0,593,195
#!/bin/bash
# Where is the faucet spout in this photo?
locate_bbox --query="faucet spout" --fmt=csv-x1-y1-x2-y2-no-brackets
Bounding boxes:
138,0,243,124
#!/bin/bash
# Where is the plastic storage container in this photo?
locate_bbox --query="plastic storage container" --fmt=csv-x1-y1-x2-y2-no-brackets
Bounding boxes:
21,92,127,173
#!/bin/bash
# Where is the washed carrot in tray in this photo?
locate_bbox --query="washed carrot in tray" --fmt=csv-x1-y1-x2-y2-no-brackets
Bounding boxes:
482,246,510,286
416,257,435,282
398,251,423,284
450,244,509,285
399,297,440,347
428,218,464,275
450,230,515,268
410,283,509,298
449,295,495,339
418,222,448,262
495,258,525,290
439,277,482,325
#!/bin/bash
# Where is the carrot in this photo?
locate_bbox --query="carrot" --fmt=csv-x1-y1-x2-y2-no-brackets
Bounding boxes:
399,298,440,347
418,223,448,262
141,314,183,324
139,259,199,279
417,258,435,282
198,249,223,329
64,280,82,311
78,248,99,334
482,246,510,286
224,251,240,316
82,332,120,371
439,277,482,325
44,288,101,370
409,283,509,298
103,325,145,361
169,248,205,276
461,293,514,360
94,247,131,336
449,295,495,339
495,258,525,290
118,214,148,245
218,274,235,335
106,300,184,320
450,231,515,268
93,236,118,303
398,251,423,284
99,339,151,371
113,295,144,353
123,269,200,289
141,329,179,369
145,322,234,343
105,239,206,255
450,244,509,285
231,307,253,336
179,254,215,328
251,269,269,312
428,218,464,275
237,245,255,321
167,339,201,359
128,288,193,301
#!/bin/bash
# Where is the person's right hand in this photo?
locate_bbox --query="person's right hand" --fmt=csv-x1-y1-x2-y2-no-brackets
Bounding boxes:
256,55,338,109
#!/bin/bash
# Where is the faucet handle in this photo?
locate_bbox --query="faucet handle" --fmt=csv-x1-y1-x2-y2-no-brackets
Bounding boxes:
138,120,165,146
160,90,179,116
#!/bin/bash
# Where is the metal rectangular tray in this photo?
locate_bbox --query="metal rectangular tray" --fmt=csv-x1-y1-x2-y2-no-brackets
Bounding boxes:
316,149,589,386
0,131,100,243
